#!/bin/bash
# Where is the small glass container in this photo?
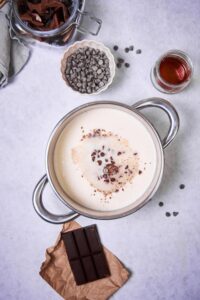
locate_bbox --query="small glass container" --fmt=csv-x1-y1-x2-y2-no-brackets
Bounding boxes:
151,50,193,94
10,0,102,46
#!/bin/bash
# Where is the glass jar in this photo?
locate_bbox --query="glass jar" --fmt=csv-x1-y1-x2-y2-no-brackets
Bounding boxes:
151,50,193,94
10,0,102,46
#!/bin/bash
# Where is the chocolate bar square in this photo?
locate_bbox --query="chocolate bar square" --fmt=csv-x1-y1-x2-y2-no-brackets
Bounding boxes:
62,225,110,285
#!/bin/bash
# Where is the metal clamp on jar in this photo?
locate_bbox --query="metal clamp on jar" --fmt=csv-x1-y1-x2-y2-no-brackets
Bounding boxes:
10,0,102,46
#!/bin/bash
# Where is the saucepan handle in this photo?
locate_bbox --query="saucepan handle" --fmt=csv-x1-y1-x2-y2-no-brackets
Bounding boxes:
32,175,79,224
132,97,180,148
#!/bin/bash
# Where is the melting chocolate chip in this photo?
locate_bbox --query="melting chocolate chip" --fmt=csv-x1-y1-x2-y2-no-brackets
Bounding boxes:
104,163,119,176
97,160,102,166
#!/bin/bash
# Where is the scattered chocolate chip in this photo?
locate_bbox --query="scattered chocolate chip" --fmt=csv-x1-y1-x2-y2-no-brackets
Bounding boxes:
117,152,122,156
136,49,142,54
92,157,95,162
134,152,138,155
159,202,164,207
105,159,108,162
124,63,130,68
118,58,124,64
165,212,171,217
125,165,129,169
179,184,185,189
129,45,134,51
113,45,119,51
116,63,122,68
138,170,142,175
173,212,179,217
125,47,129,53
111,178,116,182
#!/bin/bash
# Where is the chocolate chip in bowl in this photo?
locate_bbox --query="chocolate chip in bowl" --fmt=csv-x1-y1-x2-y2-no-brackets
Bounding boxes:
61,40,116,94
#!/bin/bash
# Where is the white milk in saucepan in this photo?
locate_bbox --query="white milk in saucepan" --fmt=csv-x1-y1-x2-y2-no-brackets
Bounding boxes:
54,107,158,211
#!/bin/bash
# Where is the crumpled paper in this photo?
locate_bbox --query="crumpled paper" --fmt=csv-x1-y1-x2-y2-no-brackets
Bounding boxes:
40,221,130,300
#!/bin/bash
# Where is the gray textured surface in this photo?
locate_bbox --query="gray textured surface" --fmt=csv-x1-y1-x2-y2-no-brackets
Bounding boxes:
0,0,200,299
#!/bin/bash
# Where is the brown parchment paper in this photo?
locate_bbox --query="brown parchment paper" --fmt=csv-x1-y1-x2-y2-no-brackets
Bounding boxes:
40,221,130,300
0,0,7,9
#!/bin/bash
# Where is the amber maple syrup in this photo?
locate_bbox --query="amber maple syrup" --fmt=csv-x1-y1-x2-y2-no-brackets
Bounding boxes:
159,56,191,85
151,50,193,94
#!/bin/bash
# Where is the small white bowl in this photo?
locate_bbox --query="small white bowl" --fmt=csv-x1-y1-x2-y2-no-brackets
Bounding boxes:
61,39,116,95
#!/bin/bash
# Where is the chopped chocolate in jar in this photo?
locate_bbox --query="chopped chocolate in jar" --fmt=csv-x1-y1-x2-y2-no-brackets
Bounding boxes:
18,0,71,31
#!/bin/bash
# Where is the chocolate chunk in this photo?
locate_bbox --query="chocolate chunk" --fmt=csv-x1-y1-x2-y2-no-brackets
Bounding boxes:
70,259,86,285
62,225,110,285
62,232,79,260
82,256,97,282
73,229,90,256
93,252,110,278
85,225,102,253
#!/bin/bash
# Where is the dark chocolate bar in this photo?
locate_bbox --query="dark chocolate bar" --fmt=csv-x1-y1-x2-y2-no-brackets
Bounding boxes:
62,225,110,285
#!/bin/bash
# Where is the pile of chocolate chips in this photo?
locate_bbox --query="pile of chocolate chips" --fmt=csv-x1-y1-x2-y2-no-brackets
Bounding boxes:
65,47,111,94
17,0,72,31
